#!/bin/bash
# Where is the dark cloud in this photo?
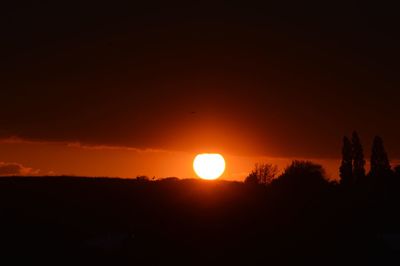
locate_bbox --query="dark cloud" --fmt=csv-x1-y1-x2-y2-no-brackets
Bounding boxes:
0,162,39,176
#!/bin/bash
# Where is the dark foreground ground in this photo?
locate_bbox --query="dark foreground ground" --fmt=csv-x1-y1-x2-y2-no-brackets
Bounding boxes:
0,176,399,265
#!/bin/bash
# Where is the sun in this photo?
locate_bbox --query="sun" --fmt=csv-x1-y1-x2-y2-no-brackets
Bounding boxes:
193,153,226,180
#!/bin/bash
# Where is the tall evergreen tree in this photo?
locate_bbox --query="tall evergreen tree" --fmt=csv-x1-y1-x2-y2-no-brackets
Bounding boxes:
339,136,353,185
370,136,391,176
352,131,365,181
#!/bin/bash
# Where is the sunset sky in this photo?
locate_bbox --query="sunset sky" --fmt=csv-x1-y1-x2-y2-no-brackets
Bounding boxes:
1,2,399,179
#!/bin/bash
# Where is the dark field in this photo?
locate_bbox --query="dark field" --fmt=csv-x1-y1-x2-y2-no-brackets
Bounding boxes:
0,177,399,265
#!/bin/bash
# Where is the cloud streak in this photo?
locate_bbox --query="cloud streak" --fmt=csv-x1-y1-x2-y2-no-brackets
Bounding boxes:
0,162,40,176
0,136,173,154
66,142,171,153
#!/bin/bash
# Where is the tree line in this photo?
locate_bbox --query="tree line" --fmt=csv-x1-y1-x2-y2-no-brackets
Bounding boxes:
339,131,397,186
245,131,400,186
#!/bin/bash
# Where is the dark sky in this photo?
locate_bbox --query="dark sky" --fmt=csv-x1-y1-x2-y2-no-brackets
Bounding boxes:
2,1,400,159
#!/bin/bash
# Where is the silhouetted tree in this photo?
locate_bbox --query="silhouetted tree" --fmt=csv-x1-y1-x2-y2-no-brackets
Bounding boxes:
339,136,353,185
370,136,391,177
352,131,365,181
244,163,278,185
273,160,329,192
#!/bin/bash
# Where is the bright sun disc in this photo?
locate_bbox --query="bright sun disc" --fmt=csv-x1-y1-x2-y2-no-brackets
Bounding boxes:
193,153,225,180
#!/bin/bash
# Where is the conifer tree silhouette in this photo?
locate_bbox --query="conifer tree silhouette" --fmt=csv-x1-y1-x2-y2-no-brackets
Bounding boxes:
352,131,365,181
339,136,353,185
370,136,391,176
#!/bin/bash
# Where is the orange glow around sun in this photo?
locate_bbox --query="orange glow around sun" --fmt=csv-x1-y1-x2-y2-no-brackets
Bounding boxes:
193,153,225,180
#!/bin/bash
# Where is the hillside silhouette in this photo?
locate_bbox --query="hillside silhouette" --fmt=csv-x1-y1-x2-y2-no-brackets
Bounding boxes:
1,170,400,265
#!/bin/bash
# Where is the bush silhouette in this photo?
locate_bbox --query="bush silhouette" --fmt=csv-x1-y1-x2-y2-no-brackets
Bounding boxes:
135,175,150,181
